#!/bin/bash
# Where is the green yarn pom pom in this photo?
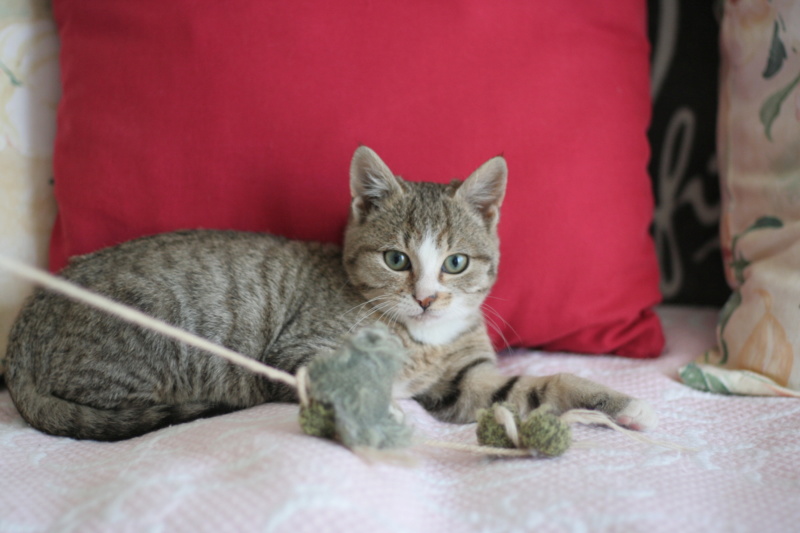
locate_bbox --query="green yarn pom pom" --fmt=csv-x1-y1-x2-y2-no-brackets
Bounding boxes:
519,405,572,457
475,403,572,457
299,400,337,441
476,403,520,449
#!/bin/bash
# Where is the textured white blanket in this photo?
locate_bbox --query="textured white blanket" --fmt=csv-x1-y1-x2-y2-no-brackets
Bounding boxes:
2,307,798,532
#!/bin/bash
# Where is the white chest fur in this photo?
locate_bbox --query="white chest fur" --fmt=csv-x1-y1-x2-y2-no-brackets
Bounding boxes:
404,309,473,346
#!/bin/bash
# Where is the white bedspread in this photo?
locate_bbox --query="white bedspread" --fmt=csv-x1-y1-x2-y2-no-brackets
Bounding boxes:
2,306,799,532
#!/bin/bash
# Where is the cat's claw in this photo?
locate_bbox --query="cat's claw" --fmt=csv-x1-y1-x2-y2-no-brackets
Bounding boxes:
615,399,658,431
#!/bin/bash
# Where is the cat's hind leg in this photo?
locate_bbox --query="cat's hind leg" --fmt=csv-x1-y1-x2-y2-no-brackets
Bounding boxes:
7,371,250,441
6,340,272,441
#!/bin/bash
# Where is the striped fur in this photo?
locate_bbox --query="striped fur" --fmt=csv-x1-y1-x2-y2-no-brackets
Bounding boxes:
4,147,654,441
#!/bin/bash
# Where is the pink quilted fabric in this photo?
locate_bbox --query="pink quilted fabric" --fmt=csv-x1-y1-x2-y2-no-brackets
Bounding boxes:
2,307,798,532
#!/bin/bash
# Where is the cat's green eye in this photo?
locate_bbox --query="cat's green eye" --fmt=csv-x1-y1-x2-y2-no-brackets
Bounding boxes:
442,254,469,274
384,250,411,271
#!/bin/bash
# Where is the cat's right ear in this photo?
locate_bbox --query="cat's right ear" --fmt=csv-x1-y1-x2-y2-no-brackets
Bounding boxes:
350,146,403,222
455,155,507,228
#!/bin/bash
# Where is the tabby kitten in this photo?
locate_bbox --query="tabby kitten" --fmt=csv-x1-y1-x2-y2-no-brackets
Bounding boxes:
6,146,656,441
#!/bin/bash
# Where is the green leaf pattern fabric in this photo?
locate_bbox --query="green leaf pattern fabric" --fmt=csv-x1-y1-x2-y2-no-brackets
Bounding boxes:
0,0,59,376
683,0,800,396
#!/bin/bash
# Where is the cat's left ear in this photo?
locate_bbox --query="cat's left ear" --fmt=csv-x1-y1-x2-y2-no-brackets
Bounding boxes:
456,156,507,227
350,146,403,222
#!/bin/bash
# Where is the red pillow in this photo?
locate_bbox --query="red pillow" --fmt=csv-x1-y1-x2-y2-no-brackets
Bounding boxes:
51,0,663,357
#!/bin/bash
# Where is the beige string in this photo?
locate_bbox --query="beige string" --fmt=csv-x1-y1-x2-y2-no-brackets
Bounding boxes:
295,366,311,407
0,255,694,456
560,409,697,452
423,440,534,457
0,255,297,390
421,408,697,456
492,403,520,447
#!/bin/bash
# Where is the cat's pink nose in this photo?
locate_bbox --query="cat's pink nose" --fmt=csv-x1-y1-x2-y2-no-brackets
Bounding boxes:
416,294,437,310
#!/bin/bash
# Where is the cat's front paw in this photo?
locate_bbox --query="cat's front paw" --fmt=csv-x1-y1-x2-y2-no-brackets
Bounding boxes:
615,399,658,431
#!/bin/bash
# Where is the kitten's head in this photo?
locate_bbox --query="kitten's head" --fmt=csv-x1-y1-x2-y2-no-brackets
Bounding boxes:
343,146,507,345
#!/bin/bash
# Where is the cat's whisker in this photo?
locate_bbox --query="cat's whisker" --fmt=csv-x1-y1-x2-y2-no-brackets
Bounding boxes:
344,295,394,324
348,307,387,334
481,303,518,351
341,294,393,319
484,304,520,341
482,306,514,348
347,299,397,333
377,306,404,335
384,302,406,327
372,299,402,332
482,312,509,351
349,293,393,310
386,305,404,332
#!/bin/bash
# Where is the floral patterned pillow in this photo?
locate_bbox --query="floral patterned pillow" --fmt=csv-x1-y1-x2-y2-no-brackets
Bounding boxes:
0,1,59,376
681,0,800,397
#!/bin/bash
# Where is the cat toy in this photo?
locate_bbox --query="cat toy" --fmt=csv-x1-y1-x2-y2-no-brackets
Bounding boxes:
294,325,578,456
0,255,684,458
295,325,412,450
